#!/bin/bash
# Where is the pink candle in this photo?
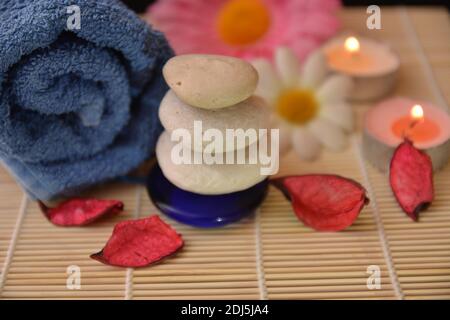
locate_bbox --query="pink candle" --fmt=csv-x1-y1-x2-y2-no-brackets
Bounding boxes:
324,36,399,101
391,104,441,143
363,97,450,172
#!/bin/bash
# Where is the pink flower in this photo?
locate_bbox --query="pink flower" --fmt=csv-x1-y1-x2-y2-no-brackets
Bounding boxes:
147,0,341,61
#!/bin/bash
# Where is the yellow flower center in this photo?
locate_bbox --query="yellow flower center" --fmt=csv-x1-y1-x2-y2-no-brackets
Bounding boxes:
217,0,271,46
276,89,318,125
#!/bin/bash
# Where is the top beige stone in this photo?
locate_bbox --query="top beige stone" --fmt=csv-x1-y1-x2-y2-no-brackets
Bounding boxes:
163,54,258,109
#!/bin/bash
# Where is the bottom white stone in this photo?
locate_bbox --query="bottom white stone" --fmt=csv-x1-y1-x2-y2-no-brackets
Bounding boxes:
156,131,269,195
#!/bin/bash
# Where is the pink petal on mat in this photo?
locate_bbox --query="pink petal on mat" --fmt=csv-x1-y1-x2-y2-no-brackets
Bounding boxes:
39,199,124,226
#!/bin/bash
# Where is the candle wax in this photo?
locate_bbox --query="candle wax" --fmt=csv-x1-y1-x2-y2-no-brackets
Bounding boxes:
326,47,375,74
363,97,450,172
392,116,441,143
324,37,399,76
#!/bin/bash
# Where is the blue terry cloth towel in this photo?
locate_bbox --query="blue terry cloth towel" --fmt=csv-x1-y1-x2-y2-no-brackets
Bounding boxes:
0,0,173,200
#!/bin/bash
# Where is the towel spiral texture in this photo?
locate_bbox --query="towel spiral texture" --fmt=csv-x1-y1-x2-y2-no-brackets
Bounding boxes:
0,0,173,199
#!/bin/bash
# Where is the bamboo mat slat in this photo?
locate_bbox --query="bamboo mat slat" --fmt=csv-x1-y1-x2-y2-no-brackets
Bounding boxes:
0,6,449,299
0,173,24,288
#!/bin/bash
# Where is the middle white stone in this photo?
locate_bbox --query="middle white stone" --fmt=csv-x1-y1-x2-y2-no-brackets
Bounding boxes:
159,90,270,154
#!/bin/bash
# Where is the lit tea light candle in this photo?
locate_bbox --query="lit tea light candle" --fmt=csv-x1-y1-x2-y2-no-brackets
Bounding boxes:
391,104,441,143
363,97,450,172
324,35,400,101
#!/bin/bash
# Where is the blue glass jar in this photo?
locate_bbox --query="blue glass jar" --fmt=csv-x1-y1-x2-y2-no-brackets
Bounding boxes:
147,165,268,228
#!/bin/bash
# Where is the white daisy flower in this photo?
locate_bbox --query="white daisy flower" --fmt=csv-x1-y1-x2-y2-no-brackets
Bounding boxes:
252,47,354,161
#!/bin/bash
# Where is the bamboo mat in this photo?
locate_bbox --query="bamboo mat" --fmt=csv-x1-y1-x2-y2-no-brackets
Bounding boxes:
1,6,449,300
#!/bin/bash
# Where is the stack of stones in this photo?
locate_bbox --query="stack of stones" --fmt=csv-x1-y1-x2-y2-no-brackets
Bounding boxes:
156,54,271,195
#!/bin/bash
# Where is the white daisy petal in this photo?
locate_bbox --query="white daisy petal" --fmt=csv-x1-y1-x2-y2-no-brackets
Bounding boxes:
252,59,282,105
317,74,353,104
291,127,322,161
320,103,354,132
308,118,348,151
275,47,300,88
270,116,292,155
301,50,329,89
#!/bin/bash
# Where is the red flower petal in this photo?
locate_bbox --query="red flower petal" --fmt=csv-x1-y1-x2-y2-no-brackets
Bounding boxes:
389,139,434,221
91,216,184,268
39,199,124,227
272,175,369,231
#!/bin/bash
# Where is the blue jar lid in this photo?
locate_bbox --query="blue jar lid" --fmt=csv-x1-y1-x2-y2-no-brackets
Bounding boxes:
146,164,269,228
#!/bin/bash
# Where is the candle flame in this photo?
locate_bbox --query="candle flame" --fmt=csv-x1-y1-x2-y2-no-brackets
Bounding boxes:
345,37,360,53
411,104,424,120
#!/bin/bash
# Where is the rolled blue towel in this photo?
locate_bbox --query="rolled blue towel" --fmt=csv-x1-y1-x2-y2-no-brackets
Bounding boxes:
0,0,173,200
